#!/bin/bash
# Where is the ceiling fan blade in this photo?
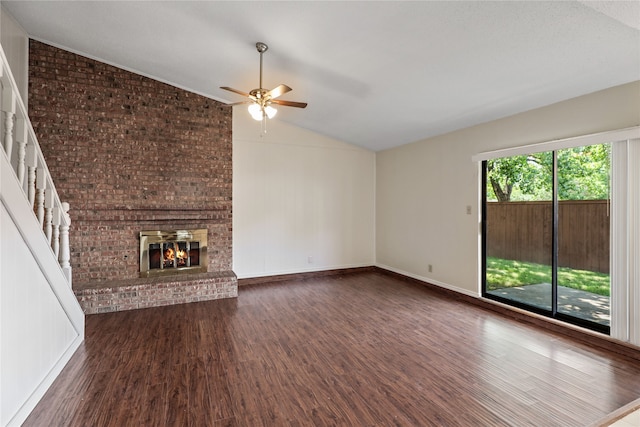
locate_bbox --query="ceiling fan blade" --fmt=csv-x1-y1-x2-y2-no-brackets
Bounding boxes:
228,101,253,106
220,86,251,97
271,99,308,109
266,84,292,100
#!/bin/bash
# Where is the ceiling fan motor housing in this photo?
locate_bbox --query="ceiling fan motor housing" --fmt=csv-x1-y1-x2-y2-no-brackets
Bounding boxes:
256,42,268,53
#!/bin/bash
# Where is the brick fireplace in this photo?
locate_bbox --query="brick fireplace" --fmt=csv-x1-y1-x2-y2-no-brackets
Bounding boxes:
28,40,237,314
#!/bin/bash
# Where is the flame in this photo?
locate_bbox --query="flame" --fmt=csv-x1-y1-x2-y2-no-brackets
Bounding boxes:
164,245,189,266
176,248,188,262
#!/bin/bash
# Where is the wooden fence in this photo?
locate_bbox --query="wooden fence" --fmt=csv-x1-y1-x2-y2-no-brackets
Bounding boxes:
486,200,609,274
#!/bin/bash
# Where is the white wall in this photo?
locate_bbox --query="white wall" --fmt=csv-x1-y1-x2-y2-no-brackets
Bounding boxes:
376,81,640,296
233,112,375,278
0,7,28,105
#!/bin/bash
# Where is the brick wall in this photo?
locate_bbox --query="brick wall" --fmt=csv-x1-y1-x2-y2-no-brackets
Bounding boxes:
28,40,237,313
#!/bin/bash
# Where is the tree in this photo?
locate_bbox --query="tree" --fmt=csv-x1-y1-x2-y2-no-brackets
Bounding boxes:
486,157,518,202
556,144,610,200
486,144,610,202
486,153,551,202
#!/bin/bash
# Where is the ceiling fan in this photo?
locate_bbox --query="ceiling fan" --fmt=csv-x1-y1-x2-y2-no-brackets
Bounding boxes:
221,42,307,121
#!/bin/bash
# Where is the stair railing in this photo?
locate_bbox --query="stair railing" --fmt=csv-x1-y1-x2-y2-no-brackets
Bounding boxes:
1,46,72,287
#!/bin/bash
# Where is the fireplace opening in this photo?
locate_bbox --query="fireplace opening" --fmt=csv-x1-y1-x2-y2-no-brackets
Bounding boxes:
140,229,207,277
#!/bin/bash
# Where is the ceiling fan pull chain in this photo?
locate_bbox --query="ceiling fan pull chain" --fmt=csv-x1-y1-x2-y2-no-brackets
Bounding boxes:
261,113,268,136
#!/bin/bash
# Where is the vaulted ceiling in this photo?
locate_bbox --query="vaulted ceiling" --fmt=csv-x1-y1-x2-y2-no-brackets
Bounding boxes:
4,1,639,151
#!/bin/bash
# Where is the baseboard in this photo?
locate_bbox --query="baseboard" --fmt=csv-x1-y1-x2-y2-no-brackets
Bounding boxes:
588,396,640,427
374,263,479,298
237,266,376,287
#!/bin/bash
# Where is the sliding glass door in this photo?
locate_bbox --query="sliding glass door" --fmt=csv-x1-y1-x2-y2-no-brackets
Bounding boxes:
483,144,611,333
556,145,611,326
484,152,553,312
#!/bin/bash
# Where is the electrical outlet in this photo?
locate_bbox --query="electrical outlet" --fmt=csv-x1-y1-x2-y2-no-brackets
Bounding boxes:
308,256,313,264
466,205,472,215
428,264,433,273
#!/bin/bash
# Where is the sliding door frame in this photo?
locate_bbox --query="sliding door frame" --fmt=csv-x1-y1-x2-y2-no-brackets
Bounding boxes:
475,127,640,339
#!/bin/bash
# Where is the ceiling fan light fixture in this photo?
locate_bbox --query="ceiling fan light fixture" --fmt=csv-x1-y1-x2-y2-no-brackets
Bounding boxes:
248,103,263,121
265,105,277,119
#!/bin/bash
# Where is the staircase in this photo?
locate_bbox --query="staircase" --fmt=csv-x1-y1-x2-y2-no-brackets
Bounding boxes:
0,45,84,426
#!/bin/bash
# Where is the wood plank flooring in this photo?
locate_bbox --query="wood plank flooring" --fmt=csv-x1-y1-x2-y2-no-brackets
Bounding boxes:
23,271,640,426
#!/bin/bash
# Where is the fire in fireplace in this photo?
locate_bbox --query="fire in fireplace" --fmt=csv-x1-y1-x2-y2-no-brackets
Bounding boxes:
139,229,208,277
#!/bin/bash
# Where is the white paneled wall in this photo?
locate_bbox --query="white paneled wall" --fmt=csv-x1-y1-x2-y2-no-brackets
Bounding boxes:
1,151,84,426
0,207,78,425
233,112,375,278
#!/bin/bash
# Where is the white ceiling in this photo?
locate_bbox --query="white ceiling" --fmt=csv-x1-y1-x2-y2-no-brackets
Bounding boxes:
4,1,640,151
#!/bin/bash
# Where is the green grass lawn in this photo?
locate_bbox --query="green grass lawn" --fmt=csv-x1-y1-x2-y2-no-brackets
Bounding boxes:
486,257,610,296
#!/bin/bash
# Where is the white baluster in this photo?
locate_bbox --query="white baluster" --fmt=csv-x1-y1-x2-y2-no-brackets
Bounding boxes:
27,166,36,206
1,83,16,159
59,202,72,286
15,117,28,186
0,86,2,147
52,205,61,259
36,167,46,226
26,142,37,207
44,189,54,244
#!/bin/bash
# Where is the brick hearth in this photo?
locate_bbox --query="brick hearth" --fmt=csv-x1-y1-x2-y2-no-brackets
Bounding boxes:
74,272,237,314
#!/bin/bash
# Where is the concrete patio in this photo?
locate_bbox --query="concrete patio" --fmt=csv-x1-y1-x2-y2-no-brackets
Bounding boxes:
488,283,610,326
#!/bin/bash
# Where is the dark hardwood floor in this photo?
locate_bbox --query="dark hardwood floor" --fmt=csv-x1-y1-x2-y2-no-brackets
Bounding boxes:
24,271,640,426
